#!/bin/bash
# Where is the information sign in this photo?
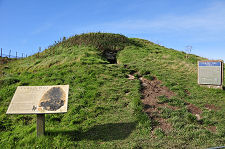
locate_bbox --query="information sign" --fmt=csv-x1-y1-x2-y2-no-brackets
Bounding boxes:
198,61,223,86
6,85,69,114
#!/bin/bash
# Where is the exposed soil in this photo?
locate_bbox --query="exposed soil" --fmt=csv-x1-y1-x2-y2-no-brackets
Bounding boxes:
186,103,202,120
207,126,217,133
184,101,218,133
187,104,202,115
0,57,14,64
127,74,135,80
139,76,175,133
184,89,191,96
128,72,218,135
205,104,219,111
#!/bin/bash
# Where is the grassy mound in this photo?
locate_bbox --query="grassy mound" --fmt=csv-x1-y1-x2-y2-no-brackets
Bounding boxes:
0,33,225,148
61,32,130,51
40,32,135,63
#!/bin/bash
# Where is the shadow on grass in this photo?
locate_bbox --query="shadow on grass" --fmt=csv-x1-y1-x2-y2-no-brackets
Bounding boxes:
222,86,225,90
46,122,137,141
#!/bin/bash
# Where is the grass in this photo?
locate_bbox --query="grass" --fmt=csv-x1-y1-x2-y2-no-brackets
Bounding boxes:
117,39,225,148
0,38,150,148
0,32,225,148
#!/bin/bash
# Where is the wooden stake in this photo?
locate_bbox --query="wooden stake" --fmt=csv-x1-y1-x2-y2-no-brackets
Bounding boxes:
37,114,45,137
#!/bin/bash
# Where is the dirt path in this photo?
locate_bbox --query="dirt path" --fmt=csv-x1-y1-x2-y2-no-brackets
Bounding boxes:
128,72,218,134
130,74,175,134
138,76,217,133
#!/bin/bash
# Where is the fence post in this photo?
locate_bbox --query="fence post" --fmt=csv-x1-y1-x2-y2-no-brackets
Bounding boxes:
9,50,11,58
16,52,17,59
22,53,23,58
1,48,2,57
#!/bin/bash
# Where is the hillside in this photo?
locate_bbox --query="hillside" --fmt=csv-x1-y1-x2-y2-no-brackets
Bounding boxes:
1,33,225,148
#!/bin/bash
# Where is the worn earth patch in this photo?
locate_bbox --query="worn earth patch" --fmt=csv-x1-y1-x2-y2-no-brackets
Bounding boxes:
187,103,202,120
128,73,217,134
207,126,217,133
139,76,175,134
205,104,220,111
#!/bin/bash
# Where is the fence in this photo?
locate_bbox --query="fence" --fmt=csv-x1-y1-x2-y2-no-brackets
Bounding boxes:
0,48,28,59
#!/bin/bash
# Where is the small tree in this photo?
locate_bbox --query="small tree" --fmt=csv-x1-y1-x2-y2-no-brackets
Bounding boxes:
185,45,192,59
37,47,41,58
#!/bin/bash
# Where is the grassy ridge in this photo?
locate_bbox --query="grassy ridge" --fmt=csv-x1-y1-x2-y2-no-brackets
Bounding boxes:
0,33,225,148
46,32,132,56
0,36,151,148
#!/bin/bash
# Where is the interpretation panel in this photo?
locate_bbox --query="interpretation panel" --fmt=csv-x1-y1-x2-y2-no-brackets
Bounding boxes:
198,61,223,85
6,85,69,114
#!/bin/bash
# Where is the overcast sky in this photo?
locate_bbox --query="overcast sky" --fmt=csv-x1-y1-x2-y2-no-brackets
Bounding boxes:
0,0,225,60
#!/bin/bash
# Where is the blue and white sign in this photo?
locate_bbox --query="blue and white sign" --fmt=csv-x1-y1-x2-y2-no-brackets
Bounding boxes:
199,62,221,67
198,61,223,86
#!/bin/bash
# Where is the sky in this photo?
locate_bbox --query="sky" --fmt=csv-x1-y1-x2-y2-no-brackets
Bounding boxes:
0,0,225,60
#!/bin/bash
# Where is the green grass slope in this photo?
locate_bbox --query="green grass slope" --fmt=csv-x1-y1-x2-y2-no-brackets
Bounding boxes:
0,33,225,148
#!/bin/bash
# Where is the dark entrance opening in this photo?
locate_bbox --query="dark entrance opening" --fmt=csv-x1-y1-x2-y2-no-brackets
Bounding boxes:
103,50,118,64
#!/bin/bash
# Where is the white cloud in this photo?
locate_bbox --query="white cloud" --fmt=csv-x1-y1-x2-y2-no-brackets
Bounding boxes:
92,1,225,33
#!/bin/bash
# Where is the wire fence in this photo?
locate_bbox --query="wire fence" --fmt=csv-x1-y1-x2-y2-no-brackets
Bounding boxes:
0,48,28,59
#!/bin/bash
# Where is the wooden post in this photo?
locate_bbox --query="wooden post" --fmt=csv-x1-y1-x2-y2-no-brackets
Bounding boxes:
1,48,2,57
37,114,45,137
16,52,17,59
22,53,23,58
